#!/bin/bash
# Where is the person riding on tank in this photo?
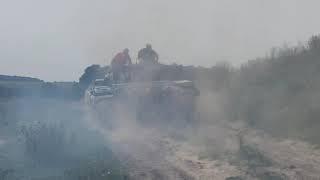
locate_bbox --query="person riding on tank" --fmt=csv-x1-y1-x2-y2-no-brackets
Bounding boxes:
138,44,159,64
111,48,132,82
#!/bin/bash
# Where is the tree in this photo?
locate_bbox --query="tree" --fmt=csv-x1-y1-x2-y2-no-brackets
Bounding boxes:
308,35,320,53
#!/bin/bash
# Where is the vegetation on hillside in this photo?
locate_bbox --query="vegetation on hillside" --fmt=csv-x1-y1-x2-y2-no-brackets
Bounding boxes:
223,35,320,143
0,99,127,180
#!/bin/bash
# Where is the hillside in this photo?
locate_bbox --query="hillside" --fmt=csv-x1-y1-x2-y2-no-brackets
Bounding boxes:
0,75,43,82
222,35,320,144
0,75,81,100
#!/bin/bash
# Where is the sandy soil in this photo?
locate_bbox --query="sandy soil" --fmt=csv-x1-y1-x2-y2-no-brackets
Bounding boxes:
100,121,320,180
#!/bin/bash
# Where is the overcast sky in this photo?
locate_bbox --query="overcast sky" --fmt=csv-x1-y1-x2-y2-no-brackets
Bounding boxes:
1,0,320,81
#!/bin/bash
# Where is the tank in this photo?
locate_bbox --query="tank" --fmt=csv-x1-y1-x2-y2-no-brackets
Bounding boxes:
85,63,200,129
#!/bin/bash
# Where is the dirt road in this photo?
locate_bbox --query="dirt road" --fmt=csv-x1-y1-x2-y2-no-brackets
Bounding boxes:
95,120,320,180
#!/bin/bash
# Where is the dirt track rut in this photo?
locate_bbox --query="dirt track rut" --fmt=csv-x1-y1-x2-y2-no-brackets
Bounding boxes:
103,122,320,180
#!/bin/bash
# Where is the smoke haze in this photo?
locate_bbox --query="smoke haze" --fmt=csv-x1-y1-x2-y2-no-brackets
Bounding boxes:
1,0,320,81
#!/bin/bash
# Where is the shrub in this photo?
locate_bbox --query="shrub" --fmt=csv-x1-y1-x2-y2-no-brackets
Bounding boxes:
19,121,70,166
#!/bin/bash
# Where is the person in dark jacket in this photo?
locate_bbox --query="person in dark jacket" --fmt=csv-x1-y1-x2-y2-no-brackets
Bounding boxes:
138,44,159,64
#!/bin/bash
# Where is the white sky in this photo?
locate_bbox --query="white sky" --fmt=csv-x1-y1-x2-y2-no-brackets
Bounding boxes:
1,0,320,81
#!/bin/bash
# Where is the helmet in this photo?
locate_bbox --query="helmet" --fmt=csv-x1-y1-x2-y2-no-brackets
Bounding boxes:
146,44,152,49
123,48,129,54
